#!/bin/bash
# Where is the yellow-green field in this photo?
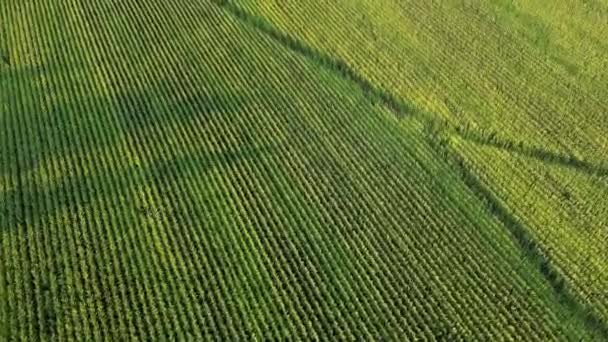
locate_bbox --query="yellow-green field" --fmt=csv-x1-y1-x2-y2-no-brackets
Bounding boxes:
1,0,606,340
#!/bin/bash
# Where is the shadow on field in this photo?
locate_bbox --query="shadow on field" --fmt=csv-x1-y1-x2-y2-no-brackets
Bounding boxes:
0,45,259,175
1,140,276,227
0,64,40,79
455,127,608,178
1,57,277,228
210,0,415,119
424,127,608,338
0,61,100,176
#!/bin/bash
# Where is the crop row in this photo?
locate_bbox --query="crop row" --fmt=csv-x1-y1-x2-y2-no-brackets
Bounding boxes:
236,0,608,162
451,135,608,327
233,0,608,333
0,0,597,340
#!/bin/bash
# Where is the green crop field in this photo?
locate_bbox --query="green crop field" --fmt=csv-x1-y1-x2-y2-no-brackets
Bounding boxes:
1,0,607,340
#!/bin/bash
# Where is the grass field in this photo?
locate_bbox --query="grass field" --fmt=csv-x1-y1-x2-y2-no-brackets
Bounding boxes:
1,0,607,340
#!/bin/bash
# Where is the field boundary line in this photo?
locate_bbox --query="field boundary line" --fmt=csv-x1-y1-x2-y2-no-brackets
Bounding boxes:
424,126,608,339
211,0,414,119
454,127,608,178
209,0,608,337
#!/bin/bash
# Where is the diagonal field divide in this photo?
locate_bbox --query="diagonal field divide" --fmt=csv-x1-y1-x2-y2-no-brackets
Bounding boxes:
209,0,414,119
426,132,608,339
455,127,608,179
211,0,608,338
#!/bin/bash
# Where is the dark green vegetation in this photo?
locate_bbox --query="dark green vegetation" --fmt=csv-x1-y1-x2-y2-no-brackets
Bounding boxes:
1,0,606,340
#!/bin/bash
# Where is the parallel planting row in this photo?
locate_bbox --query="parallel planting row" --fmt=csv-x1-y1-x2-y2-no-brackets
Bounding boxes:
451,135,608,325
235,0,608,332
236,0,608,163
0,0,600,340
